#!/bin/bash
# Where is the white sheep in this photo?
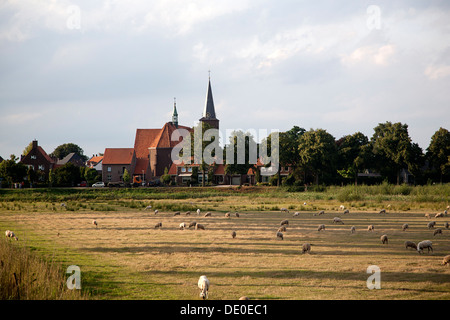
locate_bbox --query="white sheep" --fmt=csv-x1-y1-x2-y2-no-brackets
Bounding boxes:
198,275,210,300
317,224,325,232
317,210,325,216
380,234,388,244
280,219,289,226
301,243,311,254
189,221,197,228
278,226,287,233
350,226,356,234
280,208,289,213
154,210,159,214
225,212,231,218
197,209,201,215
425,213,431,219
5,230,18,241
332,217,344,224
179,223,187,230
343,209,349,214
435,212,444,218
204,212,212,217
404,241,417,250
379,209,386,214
417,240,433,254
442,255,450,266
276,231,284,240
145,205,152,210
293,212,300,217
339,205,345,210
367,225,374,232
154,222,162,229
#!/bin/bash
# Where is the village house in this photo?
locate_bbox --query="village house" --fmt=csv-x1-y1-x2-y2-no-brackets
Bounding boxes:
20,140,55,182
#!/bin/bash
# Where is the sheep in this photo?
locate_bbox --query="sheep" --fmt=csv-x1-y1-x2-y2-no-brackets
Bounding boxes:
154,210,159,214
60,203,66,207
427,221,436,229
402,223,409,231
339,205,345,210
196,223,205,230
276,231,284,240
350,226,356,234
278,226,287,233
179,223,187,230
317,210,325,216
293,212,300,217
343,209,349,214
231,231,237,239
404,241,417,250
280,219,289,226
379,209,386,214
235,212,240,218
225,212,231,218
198,275,210,300
332,217,344,224
280,208,289,213
188,221,197,228
317,224,325,232
154,222,162,229
417,240,433,254
92,220,98,228
445,222,449,229
380,234,388,244
442,255,450,266
196,209,201,215
425,213,431,219
204,212,212,217
174,211,181,216
433,228,443,236
5,230,18,241
185,211,191,216
367,225,375,232
239,296,250,300
301,243,311,254
435,212,444,218
145,205,152,210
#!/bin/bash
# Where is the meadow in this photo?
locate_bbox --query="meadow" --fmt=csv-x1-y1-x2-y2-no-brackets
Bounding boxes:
0,184,449,300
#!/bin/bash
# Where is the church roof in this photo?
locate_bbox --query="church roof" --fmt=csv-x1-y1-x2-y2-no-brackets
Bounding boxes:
202,78,217,119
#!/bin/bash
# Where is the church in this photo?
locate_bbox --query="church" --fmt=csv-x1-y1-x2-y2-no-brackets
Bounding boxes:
101,77,220,185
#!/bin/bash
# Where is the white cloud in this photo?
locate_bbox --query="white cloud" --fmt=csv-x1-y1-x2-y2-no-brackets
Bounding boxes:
341,44,395,67
424,65,450,80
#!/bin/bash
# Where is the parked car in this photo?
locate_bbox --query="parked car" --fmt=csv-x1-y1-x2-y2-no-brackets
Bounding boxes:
92,182,105,187
77,181,87,187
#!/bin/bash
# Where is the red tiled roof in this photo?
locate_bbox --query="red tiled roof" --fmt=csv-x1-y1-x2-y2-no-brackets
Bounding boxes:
103,148,135,164
87,155,103,164
134,157,149,175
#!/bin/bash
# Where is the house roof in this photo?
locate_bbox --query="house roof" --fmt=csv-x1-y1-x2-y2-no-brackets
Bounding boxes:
103,148,135,165
87,155,103,164
37,146,54,164
134,157,149,175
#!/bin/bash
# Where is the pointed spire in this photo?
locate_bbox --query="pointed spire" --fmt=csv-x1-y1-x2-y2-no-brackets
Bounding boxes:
172,97,178,127
203,75,216,119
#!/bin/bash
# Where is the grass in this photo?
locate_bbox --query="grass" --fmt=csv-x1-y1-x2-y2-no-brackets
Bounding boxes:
0,185,449,300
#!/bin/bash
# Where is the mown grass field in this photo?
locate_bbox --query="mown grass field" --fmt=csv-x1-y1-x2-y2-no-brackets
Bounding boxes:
0,185,449,300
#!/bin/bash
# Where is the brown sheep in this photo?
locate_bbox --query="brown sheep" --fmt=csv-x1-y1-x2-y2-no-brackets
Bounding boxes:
196,223,205,230
402,223,409,231
301,243,311,254
317,224,325,232
276,231,284,240
380,234,388,244
433,228,443,236
404,241,417,250
231,230,237,238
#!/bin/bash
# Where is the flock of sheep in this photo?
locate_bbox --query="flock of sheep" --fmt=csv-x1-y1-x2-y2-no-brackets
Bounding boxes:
4,203,450,300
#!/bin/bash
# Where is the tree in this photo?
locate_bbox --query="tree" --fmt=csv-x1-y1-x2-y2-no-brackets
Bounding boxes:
160,167,171,185
84,168,99,186
371,122,417,184
336,132,370,185
0,155,27,187
22,141,33,157
50,143,88,161
54,163,81,186
123,169,131,186
298,129,338,185
426,127,450,183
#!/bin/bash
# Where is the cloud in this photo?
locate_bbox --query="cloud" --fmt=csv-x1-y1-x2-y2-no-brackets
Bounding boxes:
341,44,395,67
424,64,450,80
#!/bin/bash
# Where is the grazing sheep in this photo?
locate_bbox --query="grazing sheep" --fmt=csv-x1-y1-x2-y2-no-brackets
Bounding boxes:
188,221,197,228
197,209,201,215
404,241,417,250
278,226,287,233
235,212,240,218
442,255,450,266
402,223,409,231
204,212,212,217
417,240,433,254
179,223,187,230
317,210,325,216
225,212,231,218
154,222,162,229
276,231,284,240
425,213,431,219
293,212,300,217
239,296,250,300
5,230,18,241
231,231,237,238
196,223,205,230
60,203,66,207
367,225,374,232
339,205,345,210
445,210,448,216
317,224,326,232
280,219,289,226
427,221,436,229
380,234,388,244
154,210,159,214
350,226,356,234
445,222,449,229
174,211,180,216
185,211,191,216
332,217,344,224
301,243,311,254
280,208,289,213
435,212,444,218
92,220,98,228
145,205,152,210
379,209,386,214
198,275,210,300
343,209,349,214
433,228,443,236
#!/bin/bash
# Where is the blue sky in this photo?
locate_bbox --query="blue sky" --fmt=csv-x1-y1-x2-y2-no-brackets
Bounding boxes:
1,1,449,159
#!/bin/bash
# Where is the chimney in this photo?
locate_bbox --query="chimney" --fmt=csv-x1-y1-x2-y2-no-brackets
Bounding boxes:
32,140,38,149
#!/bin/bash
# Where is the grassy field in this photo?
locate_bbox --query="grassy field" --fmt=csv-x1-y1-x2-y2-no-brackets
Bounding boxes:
0,185,449,300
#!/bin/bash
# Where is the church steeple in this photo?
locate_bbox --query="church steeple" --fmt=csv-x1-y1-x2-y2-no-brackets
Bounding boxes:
199,73,219,130
172,97,178,127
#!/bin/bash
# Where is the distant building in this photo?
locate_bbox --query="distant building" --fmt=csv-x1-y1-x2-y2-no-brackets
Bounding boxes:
20,140,55,182
55,152,86,167
102,148,136,183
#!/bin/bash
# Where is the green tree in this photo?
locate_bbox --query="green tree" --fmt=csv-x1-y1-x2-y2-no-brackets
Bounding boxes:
123,169,131,186
426,127,450,183
50,143,88,161
84,168,99,186
298,129,338,185
0,155,27,187
336,132,370,185
160,167,171,185
22,141,33,157
54,163,81,186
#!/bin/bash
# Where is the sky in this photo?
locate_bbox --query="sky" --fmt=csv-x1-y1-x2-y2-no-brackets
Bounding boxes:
1,0,449,160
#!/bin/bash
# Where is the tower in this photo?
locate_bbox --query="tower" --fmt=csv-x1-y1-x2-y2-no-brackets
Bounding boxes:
172,97,178,128
199,75,219,130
